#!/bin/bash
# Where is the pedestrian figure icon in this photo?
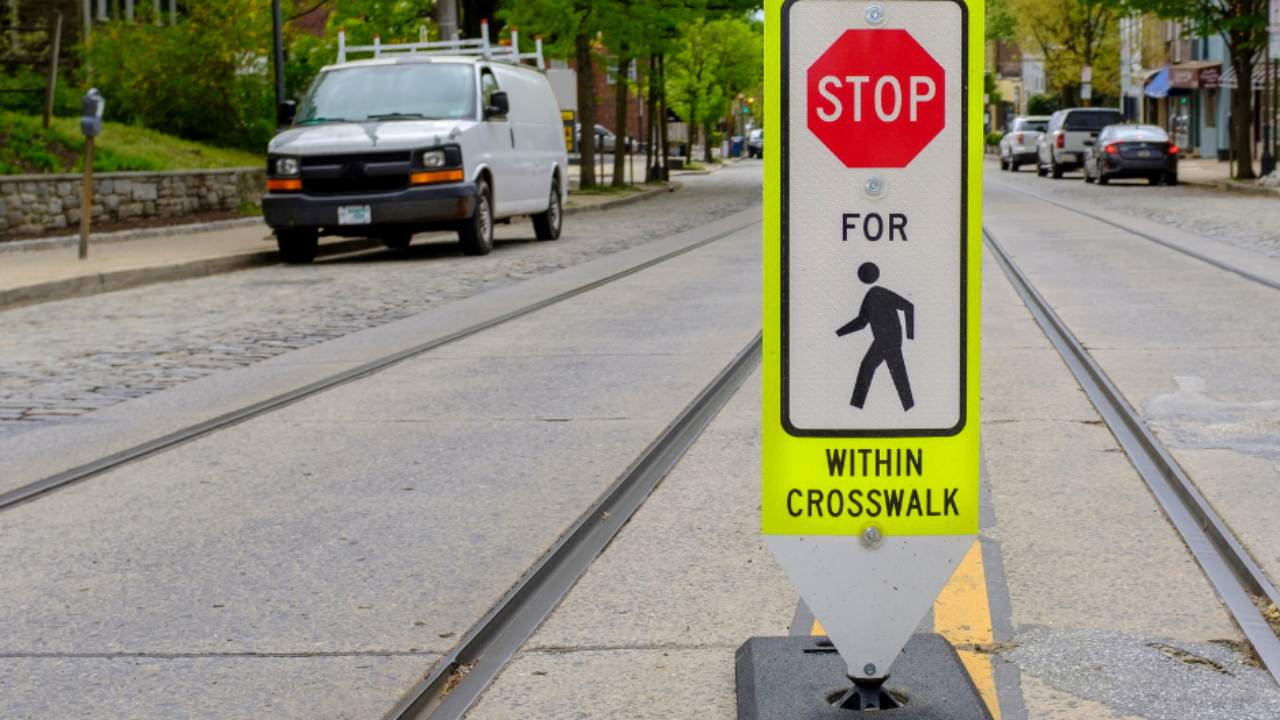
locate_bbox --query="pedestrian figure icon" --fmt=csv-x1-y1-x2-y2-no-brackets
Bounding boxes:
836,262,915,411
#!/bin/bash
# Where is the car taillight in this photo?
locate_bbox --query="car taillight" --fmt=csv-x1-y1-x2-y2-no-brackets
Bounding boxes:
1056,133,1064,149
1016,133,1024,144
1105,143,1118,154
1168,143,1178,155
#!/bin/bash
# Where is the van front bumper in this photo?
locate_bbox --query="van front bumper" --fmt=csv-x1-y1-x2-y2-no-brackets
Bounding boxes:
263,182,477,230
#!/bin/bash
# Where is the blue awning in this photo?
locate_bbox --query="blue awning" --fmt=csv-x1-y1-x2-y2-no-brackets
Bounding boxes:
1145,67,1170,98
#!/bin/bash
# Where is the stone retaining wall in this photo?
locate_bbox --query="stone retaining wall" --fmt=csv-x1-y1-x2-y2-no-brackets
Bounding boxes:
0,167,266,234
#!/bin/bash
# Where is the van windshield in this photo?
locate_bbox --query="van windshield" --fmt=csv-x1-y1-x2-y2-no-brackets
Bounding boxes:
1064,111,1123,131
296,63,476,124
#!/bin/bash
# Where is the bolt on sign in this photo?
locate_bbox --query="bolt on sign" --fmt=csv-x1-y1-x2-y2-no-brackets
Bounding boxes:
762,0,982,683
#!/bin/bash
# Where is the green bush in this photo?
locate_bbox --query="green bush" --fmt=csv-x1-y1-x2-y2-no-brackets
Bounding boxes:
1027,94,1056,116
984,132,1004,146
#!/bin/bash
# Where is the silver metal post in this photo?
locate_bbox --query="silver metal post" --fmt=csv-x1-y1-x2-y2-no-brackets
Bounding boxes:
437,0,457,48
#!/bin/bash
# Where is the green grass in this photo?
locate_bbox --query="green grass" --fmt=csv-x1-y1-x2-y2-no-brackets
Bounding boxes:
0,112,265,175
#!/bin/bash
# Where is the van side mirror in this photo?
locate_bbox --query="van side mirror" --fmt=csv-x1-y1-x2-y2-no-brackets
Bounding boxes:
278,100,297,127
485,91,509,119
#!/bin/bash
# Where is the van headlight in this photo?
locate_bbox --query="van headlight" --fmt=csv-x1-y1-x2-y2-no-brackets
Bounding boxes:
273,156,299,176
420,149,447,168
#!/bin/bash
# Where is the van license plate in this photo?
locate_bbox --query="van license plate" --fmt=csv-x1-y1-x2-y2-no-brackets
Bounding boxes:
338,205,372,225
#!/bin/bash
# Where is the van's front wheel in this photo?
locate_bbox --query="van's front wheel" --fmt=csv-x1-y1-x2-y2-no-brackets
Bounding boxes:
459,180,494,256
532,180,562,241
276,229,318,264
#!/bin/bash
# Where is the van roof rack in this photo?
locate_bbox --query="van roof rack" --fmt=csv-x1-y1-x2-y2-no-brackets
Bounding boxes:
337,20,544,69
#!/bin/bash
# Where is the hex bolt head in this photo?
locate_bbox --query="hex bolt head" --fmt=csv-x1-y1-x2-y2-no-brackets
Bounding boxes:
865,176,885,196
864,663,877,676
866,5,884,25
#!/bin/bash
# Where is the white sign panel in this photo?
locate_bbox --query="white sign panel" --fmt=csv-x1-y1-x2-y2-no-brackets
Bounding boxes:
784,1,965,436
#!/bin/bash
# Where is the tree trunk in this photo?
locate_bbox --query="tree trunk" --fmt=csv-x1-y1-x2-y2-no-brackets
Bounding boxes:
704,119,714,163
1231,51,1256,180
612,56,630,188
659,53,669,181
576,33,596,188
647,55,658,181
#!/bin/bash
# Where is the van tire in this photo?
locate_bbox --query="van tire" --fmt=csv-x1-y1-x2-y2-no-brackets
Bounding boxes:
277,229,318,264
382,230,413,249
1050,159,1064,179
459,180,494,256
532,180,562,241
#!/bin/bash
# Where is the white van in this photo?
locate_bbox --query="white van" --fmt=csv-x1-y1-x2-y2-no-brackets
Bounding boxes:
263,37,568,263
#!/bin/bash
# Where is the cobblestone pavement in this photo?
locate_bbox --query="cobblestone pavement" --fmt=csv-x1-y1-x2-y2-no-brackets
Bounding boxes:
989,163,1280,258
0,162,762,429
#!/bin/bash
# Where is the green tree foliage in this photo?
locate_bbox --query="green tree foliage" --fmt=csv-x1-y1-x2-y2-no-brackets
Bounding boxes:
1112,0,1267,178
1008,0,1119,105
84,1,277,152
665,16,761,163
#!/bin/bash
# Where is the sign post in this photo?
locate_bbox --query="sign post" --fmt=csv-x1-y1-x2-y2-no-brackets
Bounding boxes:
746,0,984,714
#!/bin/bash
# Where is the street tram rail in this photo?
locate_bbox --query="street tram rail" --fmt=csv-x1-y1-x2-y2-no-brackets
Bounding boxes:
0,218,762,513
983,227,1280,685
991,181,1280,293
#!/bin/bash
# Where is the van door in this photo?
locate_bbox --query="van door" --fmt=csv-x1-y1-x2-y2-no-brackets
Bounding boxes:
479,66,519,216
492,65,544,211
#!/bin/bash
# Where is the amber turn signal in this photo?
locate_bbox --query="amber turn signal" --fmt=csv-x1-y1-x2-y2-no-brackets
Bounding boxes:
411,169,465,184
267,179,303,191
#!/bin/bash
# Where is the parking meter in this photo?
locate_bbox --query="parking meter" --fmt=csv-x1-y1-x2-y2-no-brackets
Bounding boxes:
80,89,105,138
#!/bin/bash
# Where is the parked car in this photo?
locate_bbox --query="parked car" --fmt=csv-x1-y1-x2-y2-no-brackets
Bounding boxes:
575,124,616,153
1036,108,1125,178
264,53,568,263
998,115,1049,171
1082,125,1178,186
747,128,764,158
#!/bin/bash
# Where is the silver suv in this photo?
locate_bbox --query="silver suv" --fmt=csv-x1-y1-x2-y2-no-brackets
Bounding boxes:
1036,108,1124,179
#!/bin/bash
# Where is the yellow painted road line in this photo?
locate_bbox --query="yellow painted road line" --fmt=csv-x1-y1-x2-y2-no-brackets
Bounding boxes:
934,539,1000,719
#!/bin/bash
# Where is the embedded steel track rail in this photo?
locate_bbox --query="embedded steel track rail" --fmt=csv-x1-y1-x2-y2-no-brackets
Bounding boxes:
993,182,1280,293
983,228,1280,684
387,333,763,720
0,219,762,512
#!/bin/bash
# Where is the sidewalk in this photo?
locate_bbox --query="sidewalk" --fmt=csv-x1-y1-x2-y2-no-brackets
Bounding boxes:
1177,157,1280,198
0,184,678,311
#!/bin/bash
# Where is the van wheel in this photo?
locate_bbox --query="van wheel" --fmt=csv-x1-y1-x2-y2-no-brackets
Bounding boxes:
277,229,318,264
532,180,562,241
1000,156,1010,171
459,180,494,256
1051,160,1064,179
382,230,413,249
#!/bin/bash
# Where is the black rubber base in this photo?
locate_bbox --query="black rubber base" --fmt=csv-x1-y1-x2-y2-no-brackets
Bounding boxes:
735,633,994,720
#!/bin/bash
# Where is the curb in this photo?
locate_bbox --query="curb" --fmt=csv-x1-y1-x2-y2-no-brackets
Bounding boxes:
0,217,267,254
0,180,682,311
0,237,381,311
1180,178,1280,199
563,181,681,215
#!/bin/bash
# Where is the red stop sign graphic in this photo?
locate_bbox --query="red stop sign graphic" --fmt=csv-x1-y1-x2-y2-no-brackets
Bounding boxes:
807,30,945,168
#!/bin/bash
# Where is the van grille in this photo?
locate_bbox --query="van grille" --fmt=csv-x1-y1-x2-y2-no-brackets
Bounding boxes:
300,151,412,167
303,176,410,194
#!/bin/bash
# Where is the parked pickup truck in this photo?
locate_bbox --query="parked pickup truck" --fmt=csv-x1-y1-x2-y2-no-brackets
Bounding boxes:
1036,108,1124,179
263,35,568,263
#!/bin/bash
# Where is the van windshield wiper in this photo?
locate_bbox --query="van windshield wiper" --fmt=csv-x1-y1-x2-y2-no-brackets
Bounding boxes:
298,117,347,125
366,113,429,120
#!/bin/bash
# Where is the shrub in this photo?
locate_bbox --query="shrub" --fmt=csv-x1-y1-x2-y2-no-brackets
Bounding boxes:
984,132,1004,147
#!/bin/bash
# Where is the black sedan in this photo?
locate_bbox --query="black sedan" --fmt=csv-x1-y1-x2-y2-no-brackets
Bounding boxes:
1082,125,1178,185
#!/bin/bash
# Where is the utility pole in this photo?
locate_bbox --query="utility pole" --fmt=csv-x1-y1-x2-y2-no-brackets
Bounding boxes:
438,0,458,46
